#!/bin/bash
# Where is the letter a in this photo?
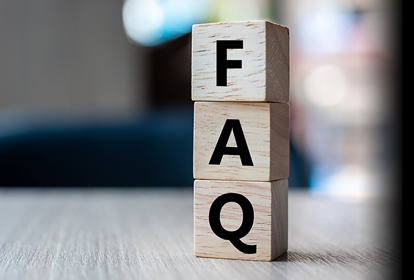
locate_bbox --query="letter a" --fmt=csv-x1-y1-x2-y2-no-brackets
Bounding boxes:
209,119,253,166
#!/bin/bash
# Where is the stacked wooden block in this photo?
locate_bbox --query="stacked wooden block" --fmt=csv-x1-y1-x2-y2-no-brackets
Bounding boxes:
192,21,290,261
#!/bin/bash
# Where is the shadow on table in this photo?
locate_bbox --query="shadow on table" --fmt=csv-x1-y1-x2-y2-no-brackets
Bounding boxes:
274,250,401,265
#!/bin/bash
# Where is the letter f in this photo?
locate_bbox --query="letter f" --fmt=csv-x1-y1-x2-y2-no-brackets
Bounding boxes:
216,40,243,86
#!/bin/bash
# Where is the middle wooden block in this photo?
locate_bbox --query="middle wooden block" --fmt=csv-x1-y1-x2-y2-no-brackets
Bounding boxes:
194,102,289,181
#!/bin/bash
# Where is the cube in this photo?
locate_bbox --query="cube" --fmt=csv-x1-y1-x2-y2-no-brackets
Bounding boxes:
193,102,289,181
194,179,288,261
192,20,289,102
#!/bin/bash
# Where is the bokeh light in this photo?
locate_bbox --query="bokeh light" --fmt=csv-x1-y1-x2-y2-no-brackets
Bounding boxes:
123,0,209,46
303,64,347,107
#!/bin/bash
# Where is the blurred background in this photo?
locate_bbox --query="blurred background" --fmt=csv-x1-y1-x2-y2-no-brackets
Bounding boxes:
0,0,400,199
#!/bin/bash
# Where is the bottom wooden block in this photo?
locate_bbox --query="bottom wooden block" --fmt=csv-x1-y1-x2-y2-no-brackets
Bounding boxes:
194,179,288,261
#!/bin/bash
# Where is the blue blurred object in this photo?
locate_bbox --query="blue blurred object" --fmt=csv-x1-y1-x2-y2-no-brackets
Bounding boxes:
0,108,308,187
0,108,193,186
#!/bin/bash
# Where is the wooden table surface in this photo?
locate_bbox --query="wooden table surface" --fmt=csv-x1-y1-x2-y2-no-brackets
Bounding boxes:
0,188,400,280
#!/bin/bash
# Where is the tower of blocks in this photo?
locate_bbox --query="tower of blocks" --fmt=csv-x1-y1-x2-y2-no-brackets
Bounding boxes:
192,20,290,261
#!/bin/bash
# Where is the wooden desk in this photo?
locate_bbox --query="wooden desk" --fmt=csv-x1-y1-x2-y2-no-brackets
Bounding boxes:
0,188,400,279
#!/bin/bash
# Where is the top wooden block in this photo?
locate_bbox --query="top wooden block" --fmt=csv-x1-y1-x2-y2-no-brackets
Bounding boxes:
192,20,289,102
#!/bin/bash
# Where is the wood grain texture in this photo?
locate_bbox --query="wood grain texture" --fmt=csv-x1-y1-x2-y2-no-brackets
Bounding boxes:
0,188,400,280
194,179,288,261
193,102,289,181
192,20,289,102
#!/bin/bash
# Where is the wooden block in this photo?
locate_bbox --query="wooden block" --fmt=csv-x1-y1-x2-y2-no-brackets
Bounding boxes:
194,179,288,261
193,102,289,181
192,20,289,102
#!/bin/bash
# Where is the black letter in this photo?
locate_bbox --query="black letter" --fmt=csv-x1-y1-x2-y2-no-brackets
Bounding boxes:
217,40,243,86
209,119,253,166
209,193,256,254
